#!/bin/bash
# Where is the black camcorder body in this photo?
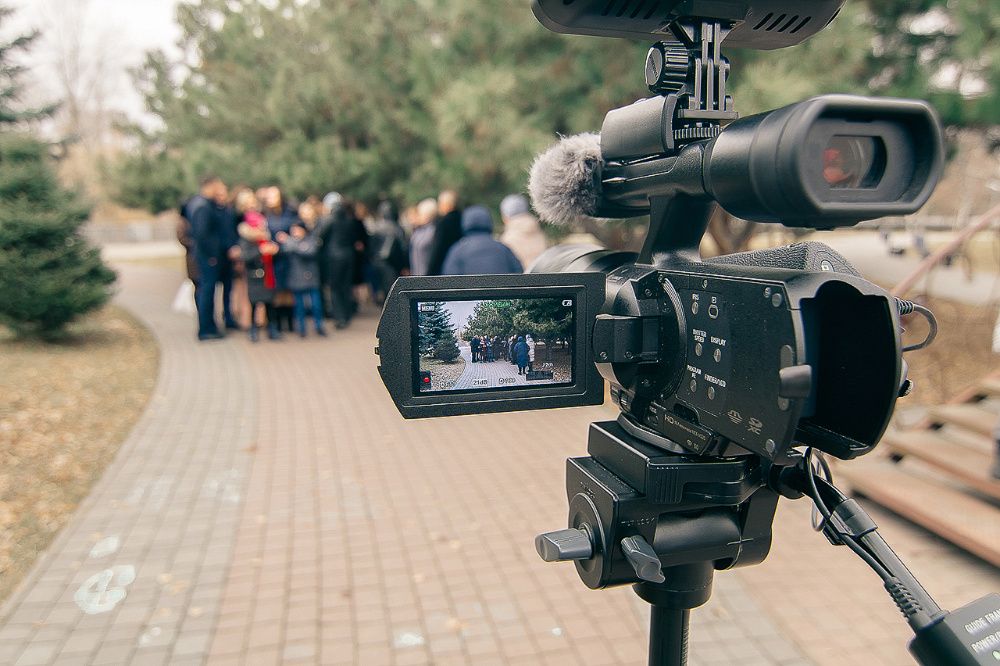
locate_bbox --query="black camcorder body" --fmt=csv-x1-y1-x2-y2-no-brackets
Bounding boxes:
376,0,943,466
377,241,902,464
376,89,941,464
587,248,902,463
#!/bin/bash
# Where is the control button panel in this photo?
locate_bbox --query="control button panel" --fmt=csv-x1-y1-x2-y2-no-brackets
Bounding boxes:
678,289,732,417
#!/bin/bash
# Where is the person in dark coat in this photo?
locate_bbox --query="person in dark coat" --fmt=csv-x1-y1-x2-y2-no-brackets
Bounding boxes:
319,200,358,329
264,187,298,238
441,206,523,276
184,175,236,341
512,336,530,375
408,198,438,276
176,212,198,289
316,191,341,316
236,192,281,342
369,200,408,303
351,200,373,298
470,336,481,363
280,215,327,338
209,189,241,332
427,190,463,276
495,335,507,362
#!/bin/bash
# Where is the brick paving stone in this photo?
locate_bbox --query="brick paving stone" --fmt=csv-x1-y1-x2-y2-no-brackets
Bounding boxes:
13,642,60,666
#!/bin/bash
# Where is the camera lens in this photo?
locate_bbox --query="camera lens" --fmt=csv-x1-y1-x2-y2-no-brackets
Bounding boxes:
822,136,886,189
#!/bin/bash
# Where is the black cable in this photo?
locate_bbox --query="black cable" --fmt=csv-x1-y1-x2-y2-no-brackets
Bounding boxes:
807,451,832,531
800,450,942,626
896,299,939,352
803,448,834,527
803,449,893,582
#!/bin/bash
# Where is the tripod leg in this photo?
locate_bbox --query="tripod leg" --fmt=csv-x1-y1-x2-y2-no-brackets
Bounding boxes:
649,606,689,666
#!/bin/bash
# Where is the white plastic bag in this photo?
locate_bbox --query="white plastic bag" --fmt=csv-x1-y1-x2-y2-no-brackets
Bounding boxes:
172,280,196,315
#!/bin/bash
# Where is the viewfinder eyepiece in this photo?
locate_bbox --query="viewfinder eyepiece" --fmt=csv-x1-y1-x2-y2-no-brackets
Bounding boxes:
704,95,944,228
822,135,887,189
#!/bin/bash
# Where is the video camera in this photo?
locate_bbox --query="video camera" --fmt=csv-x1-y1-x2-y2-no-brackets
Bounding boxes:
379,3,942,464
376,2,999,664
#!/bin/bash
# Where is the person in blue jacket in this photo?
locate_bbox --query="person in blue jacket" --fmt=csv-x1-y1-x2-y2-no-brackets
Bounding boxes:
441,206,523,276
512,336,530,375
183,175,237,341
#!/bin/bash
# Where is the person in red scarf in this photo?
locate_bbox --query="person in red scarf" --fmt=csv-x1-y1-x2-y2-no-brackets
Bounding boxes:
236,190,282,342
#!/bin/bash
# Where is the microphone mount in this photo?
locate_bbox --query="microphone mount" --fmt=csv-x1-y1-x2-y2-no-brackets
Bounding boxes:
645,20,740,147
601,17,740,163
600,17,744,265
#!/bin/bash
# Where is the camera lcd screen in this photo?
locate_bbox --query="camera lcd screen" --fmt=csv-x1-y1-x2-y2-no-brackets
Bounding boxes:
413,297,576,393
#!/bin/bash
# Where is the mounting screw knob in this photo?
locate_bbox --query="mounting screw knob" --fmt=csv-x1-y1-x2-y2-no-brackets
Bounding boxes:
535,528,593,562
645,41,691,95
621,535,665,583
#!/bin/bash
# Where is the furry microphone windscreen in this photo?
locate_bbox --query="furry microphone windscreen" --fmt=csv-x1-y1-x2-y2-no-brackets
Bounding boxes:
528,132,605,227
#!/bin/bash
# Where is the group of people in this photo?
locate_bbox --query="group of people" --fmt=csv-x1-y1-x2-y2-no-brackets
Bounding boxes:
406,193,545,278
178,176,548,342
469,334,536,373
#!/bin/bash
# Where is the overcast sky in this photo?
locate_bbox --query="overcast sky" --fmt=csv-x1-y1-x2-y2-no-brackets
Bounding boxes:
442,301,479,333
7,0,181,121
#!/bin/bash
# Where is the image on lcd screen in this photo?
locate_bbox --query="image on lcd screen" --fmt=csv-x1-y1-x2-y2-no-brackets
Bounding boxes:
415,297,575,393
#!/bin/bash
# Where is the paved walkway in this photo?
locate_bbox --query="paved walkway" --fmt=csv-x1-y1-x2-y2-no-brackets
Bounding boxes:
1,264,997,665
452,345,570,391
0,266,257,665
453,346,527,390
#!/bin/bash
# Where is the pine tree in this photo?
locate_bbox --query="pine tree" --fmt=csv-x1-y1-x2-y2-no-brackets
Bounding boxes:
0,6,58,124
0,6,115,338
417,302,460,361
433,336,460,363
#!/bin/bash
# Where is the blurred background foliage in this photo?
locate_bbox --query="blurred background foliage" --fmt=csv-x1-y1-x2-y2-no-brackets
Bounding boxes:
112,0,999,212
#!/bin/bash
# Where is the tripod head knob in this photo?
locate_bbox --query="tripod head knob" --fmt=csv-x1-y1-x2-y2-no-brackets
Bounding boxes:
621,535,666,584
535,528,593,562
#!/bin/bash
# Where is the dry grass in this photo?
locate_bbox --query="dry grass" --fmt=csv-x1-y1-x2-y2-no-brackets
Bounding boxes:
0,306,158,603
